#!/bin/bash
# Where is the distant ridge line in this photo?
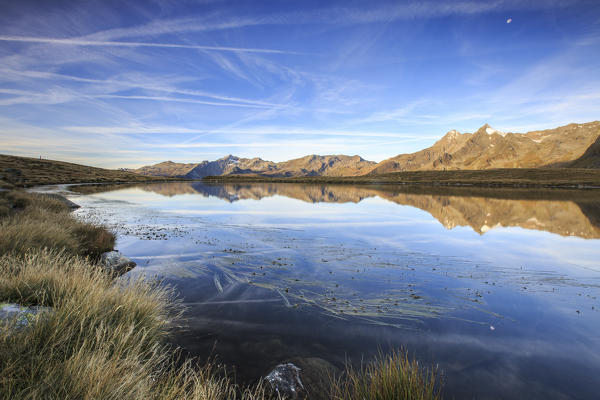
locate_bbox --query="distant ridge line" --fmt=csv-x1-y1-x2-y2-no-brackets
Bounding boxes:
133,121,600,179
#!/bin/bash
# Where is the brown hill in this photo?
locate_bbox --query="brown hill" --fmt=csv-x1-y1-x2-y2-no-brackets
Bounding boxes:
563,134,600,169
134,155,277,179
369,121,600,174
0,154,170,188
265,154,375,177
135,161,199,177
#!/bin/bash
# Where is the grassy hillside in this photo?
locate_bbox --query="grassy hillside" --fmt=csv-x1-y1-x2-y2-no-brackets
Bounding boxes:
565,135,600,168
0,154,176,188
203,168,600,188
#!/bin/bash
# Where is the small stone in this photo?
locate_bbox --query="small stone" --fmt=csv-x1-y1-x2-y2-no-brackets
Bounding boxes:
264,363,306,400
0,303,52,329
100,251,136,275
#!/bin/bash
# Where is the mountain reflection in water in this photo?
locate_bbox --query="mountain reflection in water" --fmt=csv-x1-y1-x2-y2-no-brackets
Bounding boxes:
68,181,600,400
126,182,600,239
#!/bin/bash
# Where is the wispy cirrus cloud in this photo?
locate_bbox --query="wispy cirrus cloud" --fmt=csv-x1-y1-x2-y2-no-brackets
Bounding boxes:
95,94,282,109
0,0,597,167
0,88,79,106
0,67,299,110
2,67,274,100
62,124,435,139
0,35,299,54
68,1,577,43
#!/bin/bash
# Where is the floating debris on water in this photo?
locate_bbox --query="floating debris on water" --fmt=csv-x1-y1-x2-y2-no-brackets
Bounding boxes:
277,289,292,307
213,273,223,293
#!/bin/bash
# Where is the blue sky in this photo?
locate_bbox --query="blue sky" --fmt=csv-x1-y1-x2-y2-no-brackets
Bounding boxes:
0,0,599,168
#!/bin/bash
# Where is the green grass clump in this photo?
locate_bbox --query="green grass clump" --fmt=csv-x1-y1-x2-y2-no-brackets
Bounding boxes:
331,350,442,400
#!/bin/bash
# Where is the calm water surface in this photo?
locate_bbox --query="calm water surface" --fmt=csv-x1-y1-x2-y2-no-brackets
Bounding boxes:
65,182,600,399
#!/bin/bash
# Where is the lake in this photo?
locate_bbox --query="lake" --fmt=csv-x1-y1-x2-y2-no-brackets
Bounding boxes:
63,182,600,399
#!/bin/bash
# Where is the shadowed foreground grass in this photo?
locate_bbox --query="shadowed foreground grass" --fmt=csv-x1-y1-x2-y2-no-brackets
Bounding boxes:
0,191,442,399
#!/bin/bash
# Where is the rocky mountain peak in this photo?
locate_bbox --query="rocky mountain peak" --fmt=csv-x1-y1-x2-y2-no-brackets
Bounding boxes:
369,121,600,174
442,129,461,140
475,124,506,137
474,124,490,134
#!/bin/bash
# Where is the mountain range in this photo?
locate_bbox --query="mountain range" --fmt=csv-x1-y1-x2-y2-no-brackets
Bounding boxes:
133,121,600,178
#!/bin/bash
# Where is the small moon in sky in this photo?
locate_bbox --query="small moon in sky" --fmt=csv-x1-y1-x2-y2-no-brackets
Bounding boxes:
506,18,512,24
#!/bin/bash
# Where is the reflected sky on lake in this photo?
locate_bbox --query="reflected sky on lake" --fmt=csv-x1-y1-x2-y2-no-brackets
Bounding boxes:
69,182,600,399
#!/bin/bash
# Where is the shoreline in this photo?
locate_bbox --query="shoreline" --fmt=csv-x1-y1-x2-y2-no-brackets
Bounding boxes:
0,188,442,399
201,168,600,189
46,179,600,203
0,189,271,398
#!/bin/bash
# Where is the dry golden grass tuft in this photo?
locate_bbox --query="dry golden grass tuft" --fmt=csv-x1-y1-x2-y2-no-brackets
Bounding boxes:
0,250,273,399
330,350,442,400
0,191,114,260
0,191,272,400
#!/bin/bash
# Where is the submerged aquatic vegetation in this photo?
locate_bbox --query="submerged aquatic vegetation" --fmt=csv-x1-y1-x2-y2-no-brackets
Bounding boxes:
212,255,445,329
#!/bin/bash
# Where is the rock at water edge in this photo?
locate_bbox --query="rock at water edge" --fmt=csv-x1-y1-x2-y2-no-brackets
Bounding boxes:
264,363,306,400
100,251,136,275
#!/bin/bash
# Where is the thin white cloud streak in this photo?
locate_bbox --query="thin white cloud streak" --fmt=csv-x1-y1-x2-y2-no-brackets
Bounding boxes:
62,125,437,139
320,1,517,24
203,51,257,85
0,69,100,83
0,88,78,105
73,1,575,43
353,100,430,124
134,85,286,108
95,94,280,109
0,88,290,110
0,68,293,109
0,35,299,55
79,15,269,41
144,138,429,149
